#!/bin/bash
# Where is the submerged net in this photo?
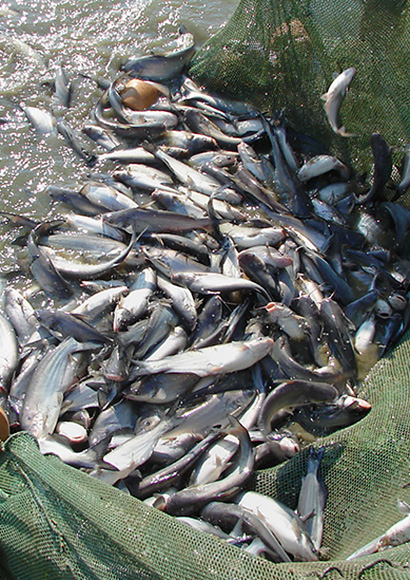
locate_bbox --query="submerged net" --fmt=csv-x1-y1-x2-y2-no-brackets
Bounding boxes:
1,329,410,579
2,1,410,579
189,0,410,172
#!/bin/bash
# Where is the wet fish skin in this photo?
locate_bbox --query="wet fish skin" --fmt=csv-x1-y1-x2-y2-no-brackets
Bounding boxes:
201,501,292,562
122,28,195,81
47,185,103,215
100,416,178,483
20,337,97,439
148,232,210,265
103,206,212,233
144,325,188,362
93,91,178,137
113,267,157,332
130,301,180,361
131,336,274,378
82,123,121,151
34,309,113,344
293,394,371,436
156,416,254,516
297,446,327,551
254,431,300,468
262,115,313,218
346,500,410,560
88,398,137,447
136,430,221,499
4,287,37,343
157,273,197,332
182,108,243,149
236,490,319,561
320,297,357,375
171,270,272,301
269,334,344,386
321,67,356,137
80,180,137,212
53,64,72,108
264,301,308,341
57,119,98,166
124,372,198,405
37,435,101,469
41,229,138,280
258,379,338,441
27,224,73,299
19,103,57,136
0,311,19,405
297,154,350,182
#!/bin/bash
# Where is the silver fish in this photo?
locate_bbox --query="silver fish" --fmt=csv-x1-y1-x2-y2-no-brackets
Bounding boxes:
321,67,356,137
346,500,410,560
297,446,327,551
20,337,97,439
236,490,318,561
131,337,274,378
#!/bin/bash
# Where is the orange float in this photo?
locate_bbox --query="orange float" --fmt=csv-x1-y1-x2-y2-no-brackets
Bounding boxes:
0,406,9,442
120,78,161,111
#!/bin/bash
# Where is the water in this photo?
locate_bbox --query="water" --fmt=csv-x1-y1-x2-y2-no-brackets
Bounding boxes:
0,0,239,272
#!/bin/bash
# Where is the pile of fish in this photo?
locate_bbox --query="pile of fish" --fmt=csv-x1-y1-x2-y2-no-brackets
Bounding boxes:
2,26,410,563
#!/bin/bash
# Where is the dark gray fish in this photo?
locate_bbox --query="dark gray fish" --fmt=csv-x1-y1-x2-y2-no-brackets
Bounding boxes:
53,64,72,108
301,249,355,305
319,297,357,375
57,119,97,166
42,229,138,280
294,394,372,436
182,108,243,149
82,123,121,151
262,114,312,218
34,309,113,344
136,430,221,499
27,223,73,299
393,145,410,200
47,185,102,215
201,501,292,562
381,201,410,251
258,379,338,441
122,27,195,81
103,207,212,233
155,416,254,515
148,232,210,265
124,372,198,405
269,335,345,386
356,133,392,204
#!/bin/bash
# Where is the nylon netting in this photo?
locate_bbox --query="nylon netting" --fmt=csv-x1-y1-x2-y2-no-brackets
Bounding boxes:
189,0,410,173
2,1,410,578
1,329,410,579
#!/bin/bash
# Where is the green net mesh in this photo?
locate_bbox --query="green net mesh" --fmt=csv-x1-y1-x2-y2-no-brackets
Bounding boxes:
189,0,410,172
1,329,410,579
2,2,410,578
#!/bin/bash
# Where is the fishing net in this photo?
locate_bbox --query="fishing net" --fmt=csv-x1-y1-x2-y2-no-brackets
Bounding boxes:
2,1,410,579
1,329,410,580
189,0,410,173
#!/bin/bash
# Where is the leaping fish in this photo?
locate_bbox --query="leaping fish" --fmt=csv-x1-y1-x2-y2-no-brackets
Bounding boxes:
321,67,357,137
